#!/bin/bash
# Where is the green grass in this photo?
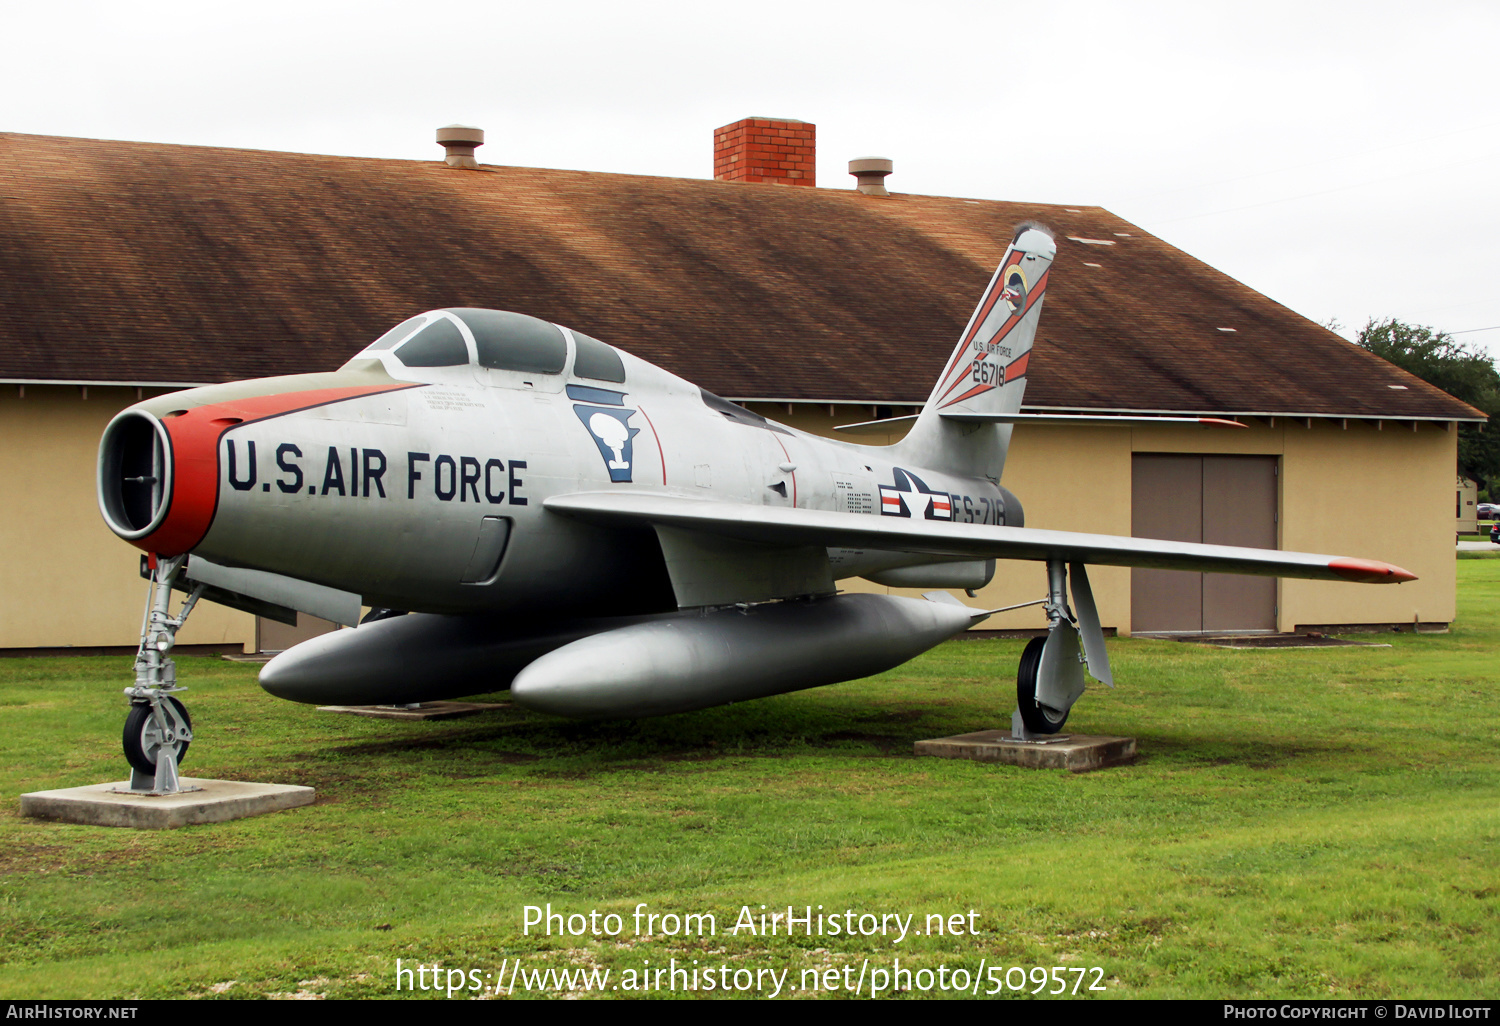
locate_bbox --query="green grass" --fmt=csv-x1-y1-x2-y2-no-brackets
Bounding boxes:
3,565,1499,1000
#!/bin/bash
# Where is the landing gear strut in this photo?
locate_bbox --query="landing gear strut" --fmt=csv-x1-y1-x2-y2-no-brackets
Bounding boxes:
1011,559,1112,741
119,555,205,795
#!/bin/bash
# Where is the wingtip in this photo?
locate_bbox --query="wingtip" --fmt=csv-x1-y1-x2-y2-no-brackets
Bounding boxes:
1328,557,1418,584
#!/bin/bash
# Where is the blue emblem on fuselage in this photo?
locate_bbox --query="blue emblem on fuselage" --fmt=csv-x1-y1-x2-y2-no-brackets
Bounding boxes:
573,404,640,483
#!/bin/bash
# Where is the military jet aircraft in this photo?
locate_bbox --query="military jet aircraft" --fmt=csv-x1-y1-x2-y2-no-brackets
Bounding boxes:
96,224,1413,791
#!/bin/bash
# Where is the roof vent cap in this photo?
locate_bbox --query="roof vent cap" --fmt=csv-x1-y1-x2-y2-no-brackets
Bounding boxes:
848,157,893,197
437,124,484,169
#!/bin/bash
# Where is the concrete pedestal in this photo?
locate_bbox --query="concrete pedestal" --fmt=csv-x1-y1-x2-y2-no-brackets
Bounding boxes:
316,701,508,721
914,730,1136,773
20,778,315,829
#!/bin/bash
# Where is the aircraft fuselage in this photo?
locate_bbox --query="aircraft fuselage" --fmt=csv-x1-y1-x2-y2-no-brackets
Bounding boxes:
100,333,1010,617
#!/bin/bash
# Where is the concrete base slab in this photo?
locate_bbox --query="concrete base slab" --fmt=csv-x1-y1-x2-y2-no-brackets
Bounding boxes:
316,701,509,721
914,730,1137,773
20,778,315,829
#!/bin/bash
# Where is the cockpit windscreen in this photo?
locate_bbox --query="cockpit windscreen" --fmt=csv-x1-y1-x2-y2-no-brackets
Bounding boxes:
365,315,429,352
452,309,567,374
394,317,469,367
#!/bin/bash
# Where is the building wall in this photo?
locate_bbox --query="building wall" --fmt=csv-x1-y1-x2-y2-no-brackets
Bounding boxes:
0,389,1454,650
0,386,255,651
1278,419,1454,630
769,407,1456,634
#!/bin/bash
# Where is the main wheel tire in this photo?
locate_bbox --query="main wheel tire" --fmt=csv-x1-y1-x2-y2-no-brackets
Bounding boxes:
123,697,191,776
1016,635,1069,734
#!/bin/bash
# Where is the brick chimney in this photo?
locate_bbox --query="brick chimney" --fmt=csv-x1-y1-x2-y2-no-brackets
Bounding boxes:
713,118,815,187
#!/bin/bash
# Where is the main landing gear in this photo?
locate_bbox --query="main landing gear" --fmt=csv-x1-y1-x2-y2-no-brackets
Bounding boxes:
1010,559,1114,740
119,554,205,795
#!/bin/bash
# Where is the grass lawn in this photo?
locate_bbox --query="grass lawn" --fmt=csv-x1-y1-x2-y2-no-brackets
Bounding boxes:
2,563,1498,1000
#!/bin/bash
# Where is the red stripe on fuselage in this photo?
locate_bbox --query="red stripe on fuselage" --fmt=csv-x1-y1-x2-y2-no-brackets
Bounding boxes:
137,383,420,556
637,404,667,485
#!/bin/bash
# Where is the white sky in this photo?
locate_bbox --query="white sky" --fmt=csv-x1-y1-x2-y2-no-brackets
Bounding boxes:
5,0,1497,356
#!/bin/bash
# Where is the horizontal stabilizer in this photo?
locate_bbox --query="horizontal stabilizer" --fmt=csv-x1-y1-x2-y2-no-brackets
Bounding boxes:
940,412,1246,428
835,412,1246,433
832,414,919,434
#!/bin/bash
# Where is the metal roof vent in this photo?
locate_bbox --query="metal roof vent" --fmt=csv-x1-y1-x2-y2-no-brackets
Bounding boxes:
437,124,484,169
848,157,893,197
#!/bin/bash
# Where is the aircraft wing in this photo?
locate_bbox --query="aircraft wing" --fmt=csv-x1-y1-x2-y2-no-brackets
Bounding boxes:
544,491,1415,584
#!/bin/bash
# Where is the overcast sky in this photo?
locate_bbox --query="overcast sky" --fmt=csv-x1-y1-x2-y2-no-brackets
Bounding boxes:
5,1,1496,356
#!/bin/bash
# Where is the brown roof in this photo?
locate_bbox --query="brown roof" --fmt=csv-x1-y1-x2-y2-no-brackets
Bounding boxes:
0,132,1481,420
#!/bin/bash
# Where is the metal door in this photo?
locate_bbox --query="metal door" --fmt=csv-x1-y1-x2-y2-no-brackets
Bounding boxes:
1131,454,1277,634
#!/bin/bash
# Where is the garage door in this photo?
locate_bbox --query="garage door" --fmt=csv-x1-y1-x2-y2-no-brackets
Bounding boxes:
1131,454,1278,634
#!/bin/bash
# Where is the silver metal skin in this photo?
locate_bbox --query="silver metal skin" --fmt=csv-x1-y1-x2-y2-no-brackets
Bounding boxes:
509,594,978,720
96,225,1414,735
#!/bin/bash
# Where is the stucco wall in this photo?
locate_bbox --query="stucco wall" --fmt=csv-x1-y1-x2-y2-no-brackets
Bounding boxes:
0,386,255,650
1278,419,1454,629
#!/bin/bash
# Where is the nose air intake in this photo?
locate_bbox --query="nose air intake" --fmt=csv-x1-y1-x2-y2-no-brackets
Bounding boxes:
98,410,173,540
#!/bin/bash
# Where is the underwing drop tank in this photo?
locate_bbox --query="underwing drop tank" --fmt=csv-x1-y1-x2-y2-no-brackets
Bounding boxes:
258,611,662,706
257,593,974,715
509,593,976,719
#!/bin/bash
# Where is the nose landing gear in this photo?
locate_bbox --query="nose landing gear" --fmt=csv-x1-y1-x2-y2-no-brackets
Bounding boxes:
118,555,205,795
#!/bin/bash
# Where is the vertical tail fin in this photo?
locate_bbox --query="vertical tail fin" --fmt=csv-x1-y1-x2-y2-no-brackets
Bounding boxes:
892,223,1057,481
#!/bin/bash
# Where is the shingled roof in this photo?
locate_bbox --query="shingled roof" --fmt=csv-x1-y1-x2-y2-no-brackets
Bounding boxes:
0,132,1480,421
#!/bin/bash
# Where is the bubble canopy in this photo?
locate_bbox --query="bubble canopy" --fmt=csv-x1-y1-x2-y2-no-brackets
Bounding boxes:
360,309,623,382
457,309,566,374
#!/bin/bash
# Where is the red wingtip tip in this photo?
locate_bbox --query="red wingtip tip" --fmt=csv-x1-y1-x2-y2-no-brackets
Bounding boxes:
1199,417,1248,428
1328,557,1418,584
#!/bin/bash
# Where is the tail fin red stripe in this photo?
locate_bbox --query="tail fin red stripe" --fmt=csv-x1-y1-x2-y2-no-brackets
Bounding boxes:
933,274,1048,404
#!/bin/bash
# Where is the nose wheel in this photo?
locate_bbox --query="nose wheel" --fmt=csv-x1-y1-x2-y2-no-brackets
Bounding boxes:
123,696,193,777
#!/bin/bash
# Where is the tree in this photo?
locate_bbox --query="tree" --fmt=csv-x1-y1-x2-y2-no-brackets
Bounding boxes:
1355,318,1500,489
